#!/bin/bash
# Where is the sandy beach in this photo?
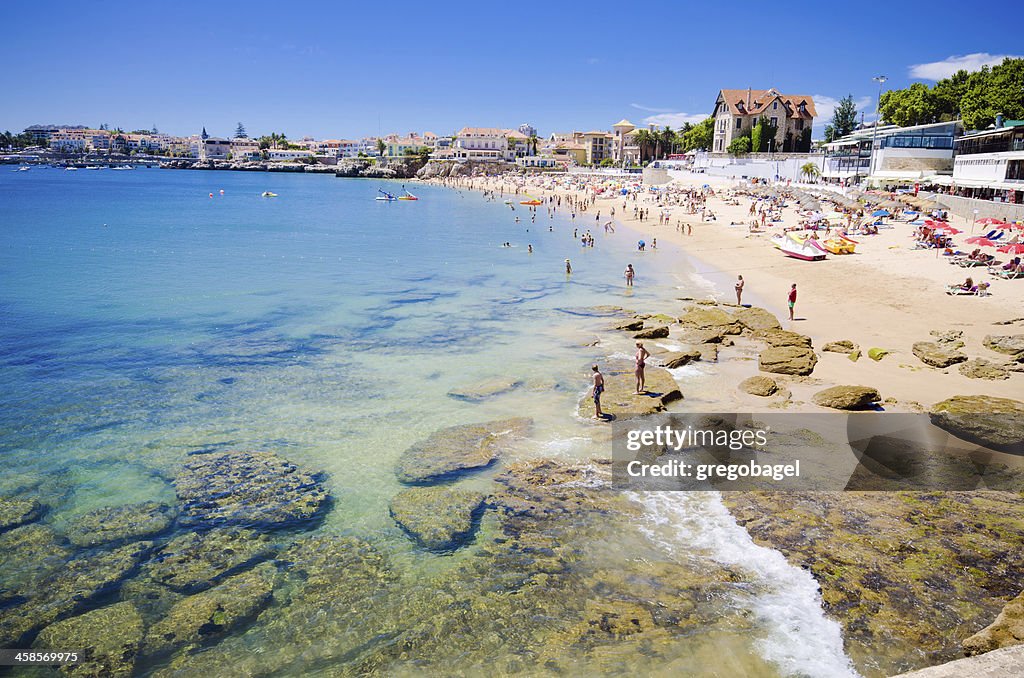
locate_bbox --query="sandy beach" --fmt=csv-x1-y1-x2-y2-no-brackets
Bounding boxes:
426,170,1023,411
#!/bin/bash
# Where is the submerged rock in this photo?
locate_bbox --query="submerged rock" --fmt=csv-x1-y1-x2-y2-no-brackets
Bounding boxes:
395,418,532,484
389,486,486,551
912,341,967,368
143,563,277,657
738,375,779,397
812,385,881,410
174,450,329,528
0,524,71,597
929,395,1024,453
447,377,523,402
758,346,818,376
0,497,44,532
823,340,857,353
958,358,1010,380
65,501,176,547
34,601,145,677
0,541,152,647
732,306,781,332
145,529,275,593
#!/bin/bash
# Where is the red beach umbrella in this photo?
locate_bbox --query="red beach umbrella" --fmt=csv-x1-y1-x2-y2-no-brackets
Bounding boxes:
965,237,997,247
934,225,960,234
977,217,1009,226
998,243,1024,255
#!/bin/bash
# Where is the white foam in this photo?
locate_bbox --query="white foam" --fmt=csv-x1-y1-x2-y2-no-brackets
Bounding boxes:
630,492,860,678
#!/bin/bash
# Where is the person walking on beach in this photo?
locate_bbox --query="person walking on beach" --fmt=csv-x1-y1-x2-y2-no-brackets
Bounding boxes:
735,275,744,305
591,364,605,419
634,342,650,394
788,283,797,321
624,263,635,287
565,259,572,275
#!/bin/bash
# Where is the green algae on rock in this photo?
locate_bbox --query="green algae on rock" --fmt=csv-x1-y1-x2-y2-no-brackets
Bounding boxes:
0,540,152,647
0,524,73,599
395,417,532,484
65,501,177,547
174,450,330,528
145,529,275,593
0,497,44,532
724,491,1024,674
143,562,278,657
34,601,145,677
389,486,486,551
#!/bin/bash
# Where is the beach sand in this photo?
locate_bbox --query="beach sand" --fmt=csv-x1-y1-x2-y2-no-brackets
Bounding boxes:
427,170,1023,411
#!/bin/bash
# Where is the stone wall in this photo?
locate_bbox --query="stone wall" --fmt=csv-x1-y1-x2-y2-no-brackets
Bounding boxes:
924,191,1024,223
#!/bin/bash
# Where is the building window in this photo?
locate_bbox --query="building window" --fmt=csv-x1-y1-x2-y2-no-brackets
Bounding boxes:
770,117,778,127
773,102,778,110
736,118,742,129
796,120,804,131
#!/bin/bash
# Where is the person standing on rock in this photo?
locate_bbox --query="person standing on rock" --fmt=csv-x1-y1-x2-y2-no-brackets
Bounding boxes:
788,283,797,321
591,364,605,419
735,275,745,306
634,341,650,394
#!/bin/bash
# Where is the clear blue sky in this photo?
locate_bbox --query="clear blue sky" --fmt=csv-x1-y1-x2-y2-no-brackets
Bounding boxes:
1,0,1019,140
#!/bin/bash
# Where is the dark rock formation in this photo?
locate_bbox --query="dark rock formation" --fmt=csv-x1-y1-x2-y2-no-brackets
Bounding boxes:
395,418,532,484
389,486,486,551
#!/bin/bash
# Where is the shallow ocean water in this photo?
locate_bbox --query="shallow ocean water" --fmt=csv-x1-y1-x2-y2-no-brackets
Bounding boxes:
0,167,856,676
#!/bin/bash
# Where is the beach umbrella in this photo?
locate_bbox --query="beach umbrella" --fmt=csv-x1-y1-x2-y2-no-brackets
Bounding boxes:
872,209,890,217
977,217,1008,227
966,237,997,247
998,243,1024,255
934,225,961,235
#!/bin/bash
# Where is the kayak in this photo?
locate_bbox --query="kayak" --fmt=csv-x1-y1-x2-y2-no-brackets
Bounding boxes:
261,191,277,197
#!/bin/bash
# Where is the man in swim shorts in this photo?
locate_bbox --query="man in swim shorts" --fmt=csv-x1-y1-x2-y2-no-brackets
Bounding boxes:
592,364,605,419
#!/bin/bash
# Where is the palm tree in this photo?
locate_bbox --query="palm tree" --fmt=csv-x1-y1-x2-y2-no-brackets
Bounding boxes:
633,129,653,163
800,162,821,182
528,134,539,156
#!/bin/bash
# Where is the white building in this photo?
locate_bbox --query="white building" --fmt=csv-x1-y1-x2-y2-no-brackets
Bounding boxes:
267,148,314,161
941,121,1024,204
822,120,962,186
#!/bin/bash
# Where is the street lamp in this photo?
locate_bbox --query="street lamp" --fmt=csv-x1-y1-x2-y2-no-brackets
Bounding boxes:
869,75,888,184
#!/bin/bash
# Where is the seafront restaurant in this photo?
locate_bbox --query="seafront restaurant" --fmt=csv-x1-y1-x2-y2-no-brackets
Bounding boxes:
821,120,961,187
924,120,1024,205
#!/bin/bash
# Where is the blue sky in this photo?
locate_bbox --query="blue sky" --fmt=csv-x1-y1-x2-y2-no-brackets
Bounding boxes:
1,0,1020,140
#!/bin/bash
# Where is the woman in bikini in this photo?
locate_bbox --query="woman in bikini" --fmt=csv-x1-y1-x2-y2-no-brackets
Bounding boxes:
634,341,650,394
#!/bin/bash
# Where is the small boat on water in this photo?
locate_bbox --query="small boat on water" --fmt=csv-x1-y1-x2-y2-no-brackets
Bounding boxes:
65,166,78,171
519,194,543,206
17,166,30,172
376,189,397,202
771,232,827,261
261,191,278,197
398,190,418,201
111,165,134,170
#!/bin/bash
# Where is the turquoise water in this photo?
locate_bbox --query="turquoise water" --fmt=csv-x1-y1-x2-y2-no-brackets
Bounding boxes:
0,167,856,676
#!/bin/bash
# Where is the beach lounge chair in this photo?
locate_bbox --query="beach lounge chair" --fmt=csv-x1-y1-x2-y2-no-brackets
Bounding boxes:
946,282,991,296
991,268,1024,280
955,258,989,268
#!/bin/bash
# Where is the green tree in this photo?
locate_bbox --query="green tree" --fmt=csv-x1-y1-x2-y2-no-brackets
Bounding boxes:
528,134,539,156
681,117,714,152
878,83,937,127
235,122,247,138
961,58,1024,130
376,139,386,156
800,162,820,182
727,136,751,155
796,128,812,153
632,129,654,162
829,95,859,140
